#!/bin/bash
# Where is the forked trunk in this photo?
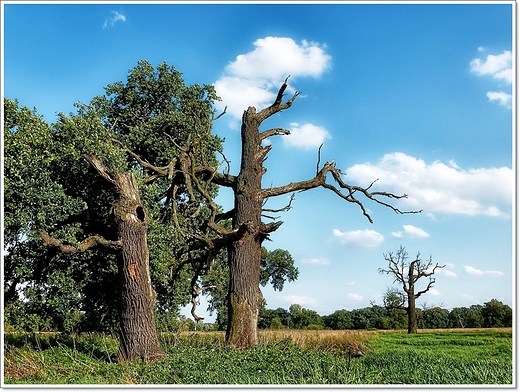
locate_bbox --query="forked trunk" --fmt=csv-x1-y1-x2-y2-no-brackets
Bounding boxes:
112,171,166,362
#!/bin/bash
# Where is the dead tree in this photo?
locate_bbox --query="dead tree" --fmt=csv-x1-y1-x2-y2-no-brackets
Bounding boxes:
379,246,445,333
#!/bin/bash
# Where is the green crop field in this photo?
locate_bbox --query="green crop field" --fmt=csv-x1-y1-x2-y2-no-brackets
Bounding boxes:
3,328,513,385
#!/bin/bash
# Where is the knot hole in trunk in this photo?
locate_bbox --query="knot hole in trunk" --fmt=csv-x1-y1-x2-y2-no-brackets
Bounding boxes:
136,206,145,222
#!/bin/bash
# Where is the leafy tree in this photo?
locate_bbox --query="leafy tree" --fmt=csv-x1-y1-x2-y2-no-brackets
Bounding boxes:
4,61,223,361
323,309,353,330
4,99,89,331
270,317,285,329
379,246,445,333
481,299,512,327
419,306,449,329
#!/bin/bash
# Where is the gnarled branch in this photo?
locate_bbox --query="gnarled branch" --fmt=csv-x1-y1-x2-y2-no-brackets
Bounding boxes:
40,231,122,253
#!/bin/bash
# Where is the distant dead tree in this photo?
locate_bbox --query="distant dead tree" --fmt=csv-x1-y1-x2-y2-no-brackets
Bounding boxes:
379,246,445,333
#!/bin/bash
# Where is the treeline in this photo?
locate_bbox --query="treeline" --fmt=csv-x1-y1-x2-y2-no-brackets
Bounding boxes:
257,300,512,331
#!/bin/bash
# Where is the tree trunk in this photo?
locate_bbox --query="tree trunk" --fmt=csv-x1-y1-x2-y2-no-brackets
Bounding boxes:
112,172,167,362
407,294,418,334
225,108,265,348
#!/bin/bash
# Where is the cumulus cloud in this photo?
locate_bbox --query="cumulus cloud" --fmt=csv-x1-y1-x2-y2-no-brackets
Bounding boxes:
283,295,319,307
470,49,512,108
332,229,384,248
214,37,331,126
103,11,126,28
392,224,430,239
344,152,512,218
301,257,330,265
486,91,512,109
464,266,504,276
348,293,363,301
282,122,331,149
470,50,512,83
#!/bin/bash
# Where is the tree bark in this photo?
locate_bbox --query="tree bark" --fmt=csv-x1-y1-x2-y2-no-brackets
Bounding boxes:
225,107,265,348
407,292,418,334
85,155,166,362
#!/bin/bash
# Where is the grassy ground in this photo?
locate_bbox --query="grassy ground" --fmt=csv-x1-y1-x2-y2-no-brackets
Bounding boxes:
3,328,513,385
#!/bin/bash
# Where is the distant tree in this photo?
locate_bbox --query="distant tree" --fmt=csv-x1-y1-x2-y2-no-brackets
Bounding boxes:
323,309,353,330
379,246,445,333
270,317,285,329
482,299,512,327
419,306,449,329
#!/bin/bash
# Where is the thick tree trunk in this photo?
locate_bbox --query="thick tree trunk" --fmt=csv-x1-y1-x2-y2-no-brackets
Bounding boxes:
111,171,167,362
225,108,265,348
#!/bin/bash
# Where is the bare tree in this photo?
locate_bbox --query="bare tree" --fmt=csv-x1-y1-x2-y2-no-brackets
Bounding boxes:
379,246,445,333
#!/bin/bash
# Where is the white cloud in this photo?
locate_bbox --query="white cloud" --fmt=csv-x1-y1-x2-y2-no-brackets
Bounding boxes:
103,11,126,28
464,266,504,276
437,267,457,278
214,37,331,127
470,50,512,109
344,152,512,218
392,224,430,239
282,295,319,307
470,50,512,83
477,46,485,52
282,122,331,149
425,288,441,296
348,293,363,301
486,91,512,108
332,228,384,247
301,257,330,265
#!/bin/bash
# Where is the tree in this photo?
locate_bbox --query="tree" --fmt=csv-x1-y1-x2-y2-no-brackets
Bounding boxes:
419,306,449,329
481,299,512,327
4,61,224,360
379,246,445,333
188,77,419,348
323,309,353,330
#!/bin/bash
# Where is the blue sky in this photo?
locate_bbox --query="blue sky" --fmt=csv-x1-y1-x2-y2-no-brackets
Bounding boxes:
2,2,514,321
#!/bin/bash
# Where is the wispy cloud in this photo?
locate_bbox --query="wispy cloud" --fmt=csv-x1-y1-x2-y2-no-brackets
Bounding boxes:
348,293,363,301
214,36,331,129
345,152,512,218
282,295,319,307
103,11,126,28
464,266,504,277
301,257,330,265
332,229,384,248
392,224,430,239
470,49,512,108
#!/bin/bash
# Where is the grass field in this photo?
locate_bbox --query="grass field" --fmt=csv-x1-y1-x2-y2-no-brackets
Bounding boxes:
3,328,513,385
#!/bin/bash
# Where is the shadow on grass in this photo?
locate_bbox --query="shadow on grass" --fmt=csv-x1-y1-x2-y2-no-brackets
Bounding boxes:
4,332,118,363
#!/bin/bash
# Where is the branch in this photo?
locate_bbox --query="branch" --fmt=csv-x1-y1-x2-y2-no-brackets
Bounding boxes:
40,231,122,253
259,127,291,141
256,76,301,122
261,161,421,223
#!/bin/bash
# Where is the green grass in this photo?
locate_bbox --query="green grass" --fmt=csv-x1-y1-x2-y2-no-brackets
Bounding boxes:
3,329,513,385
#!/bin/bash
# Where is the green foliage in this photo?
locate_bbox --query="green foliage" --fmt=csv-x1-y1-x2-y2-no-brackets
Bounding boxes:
260,248,299,291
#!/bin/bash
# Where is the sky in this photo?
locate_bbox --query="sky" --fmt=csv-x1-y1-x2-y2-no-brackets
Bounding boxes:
2,1,515,322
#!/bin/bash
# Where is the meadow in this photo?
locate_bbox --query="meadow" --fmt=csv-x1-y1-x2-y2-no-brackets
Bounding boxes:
3,328,513,385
